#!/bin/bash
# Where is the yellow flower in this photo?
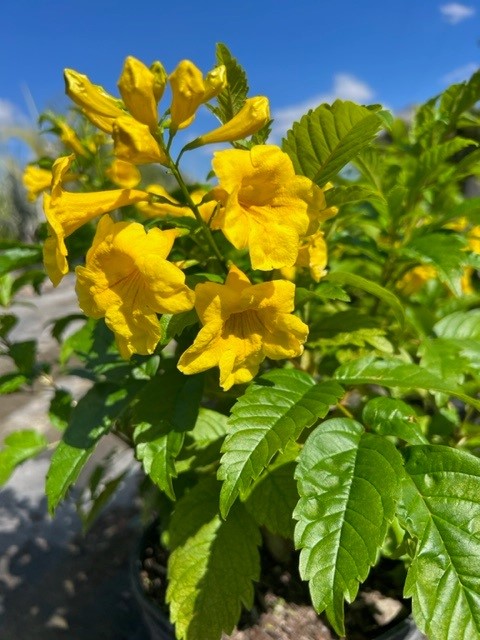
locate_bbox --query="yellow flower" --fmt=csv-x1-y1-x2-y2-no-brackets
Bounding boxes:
75,215,195,359
210,145,326,270
169,61,227,132
64,69,125,133
117,56,159,131
177,265,308,390
105,159,142,188
23,166,53,201
397,264,437,295
43,155,150,286
137,186,216,223
185,97,270,149
57,120,88,157
112,115,167,165
295,231,328,282
468,225,480,254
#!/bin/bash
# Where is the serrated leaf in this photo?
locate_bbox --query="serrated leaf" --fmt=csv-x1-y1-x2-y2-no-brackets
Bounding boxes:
439,69,480,126
335,355,480,411
404,232,467,294
295,283,350,307
211,43,249,123
46,383,136,513
0,245,42,275
294,418,404,635
326,271,405,327
325,184,385,208
362,397,428,445
167,477,260,640
434,309,480,339
0,430,48,485
398,445,480,639
282,100,384,187
418,338,469,388
218,369,344,517
245,443,300,539
414,138,477,181
132,369,203,499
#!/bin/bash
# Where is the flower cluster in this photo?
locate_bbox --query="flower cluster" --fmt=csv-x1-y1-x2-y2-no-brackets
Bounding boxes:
35,53,336,389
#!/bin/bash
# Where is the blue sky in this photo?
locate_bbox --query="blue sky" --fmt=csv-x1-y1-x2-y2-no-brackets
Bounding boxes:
1,0,478,177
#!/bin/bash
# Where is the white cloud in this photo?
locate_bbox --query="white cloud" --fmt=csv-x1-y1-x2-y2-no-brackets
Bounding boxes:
442,62,478,84
0,99,18,126
440,3,475,24
270,73,375,142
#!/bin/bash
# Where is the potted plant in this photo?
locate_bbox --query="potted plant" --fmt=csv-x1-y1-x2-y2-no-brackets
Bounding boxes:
1,44,480,640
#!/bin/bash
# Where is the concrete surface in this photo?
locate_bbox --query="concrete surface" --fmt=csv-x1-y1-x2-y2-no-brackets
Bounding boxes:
0,277,151,639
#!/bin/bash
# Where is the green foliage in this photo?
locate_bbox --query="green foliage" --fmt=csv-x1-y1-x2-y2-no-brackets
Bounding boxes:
167,477,260,640
211,43,249,123
218,369,344,517
282,100,385,186
46,382,139,513
294,418,404,634
399,446,480,639
3,50,480,640
0,430,48,484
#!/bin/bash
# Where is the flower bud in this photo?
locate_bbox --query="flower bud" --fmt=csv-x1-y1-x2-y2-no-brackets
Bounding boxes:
150,61,168,102
64,69,124,133
112,116,167,165
185,97,270,149
118,56,158,130
202,65,227,102
169,60,205,132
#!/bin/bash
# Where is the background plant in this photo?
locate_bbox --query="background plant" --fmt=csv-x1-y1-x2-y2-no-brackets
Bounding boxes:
1,45,480,640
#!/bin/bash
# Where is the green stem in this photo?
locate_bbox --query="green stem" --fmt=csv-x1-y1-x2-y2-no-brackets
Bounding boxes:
168,159,227,271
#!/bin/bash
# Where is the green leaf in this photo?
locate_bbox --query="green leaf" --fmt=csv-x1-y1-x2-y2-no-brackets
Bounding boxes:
0,430,48,484
158,309,198,346
211,43,249,123
282,100,384,187
413,138,477,183
403,232,467,294
48,388,73,431
434,309,480,340
79,471,126,533
0,245,42,275
326,271,406,328
46,383,136,513
399,445,480,639
294,418,404,635
362,397,428,445
418,338,470,388
167,477,260,640
335,355,480,411
8,340,37,375
132,369,203,499
0,372,27,394
439,69,480,127
189,407,228,446
325,184,385,208
295,283,350,307
0,274,13,306
218,369,344,517
245,443,299,539
0,314,17,338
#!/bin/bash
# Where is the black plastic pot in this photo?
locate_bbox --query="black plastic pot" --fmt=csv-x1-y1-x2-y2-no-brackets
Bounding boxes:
130,520,175,640
131,521,426,640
